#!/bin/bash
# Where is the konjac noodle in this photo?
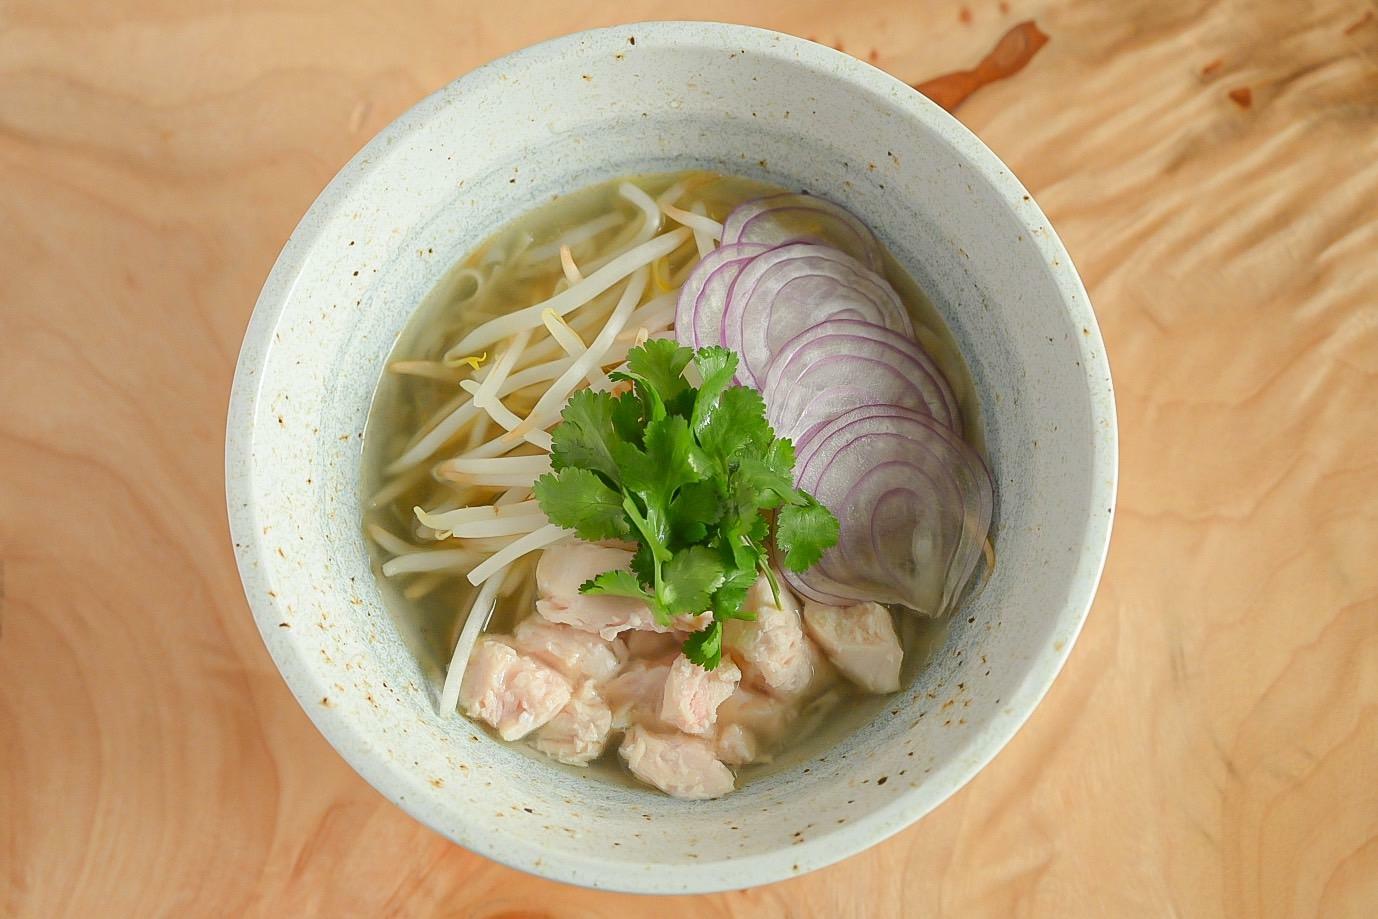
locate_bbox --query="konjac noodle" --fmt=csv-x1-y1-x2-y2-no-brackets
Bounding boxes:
361,171,992,798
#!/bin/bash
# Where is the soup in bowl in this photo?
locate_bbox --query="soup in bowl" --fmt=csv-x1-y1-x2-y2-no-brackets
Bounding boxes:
227,22,1116,892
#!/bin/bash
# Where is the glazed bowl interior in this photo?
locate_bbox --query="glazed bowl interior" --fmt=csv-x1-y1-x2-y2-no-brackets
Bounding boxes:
227,22,1115,893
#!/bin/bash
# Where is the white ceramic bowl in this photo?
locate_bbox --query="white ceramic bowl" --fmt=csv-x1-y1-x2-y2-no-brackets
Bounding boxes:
227,21,1116,893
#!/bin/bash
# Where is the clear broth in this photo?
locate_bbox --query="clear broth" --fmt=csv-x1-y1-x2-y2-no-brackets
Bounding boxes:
361,170,981,790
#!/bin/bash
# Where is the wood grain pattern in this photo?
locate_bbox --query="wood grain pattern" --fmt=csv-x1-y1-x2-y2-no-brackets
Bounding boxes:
3,1,1377,915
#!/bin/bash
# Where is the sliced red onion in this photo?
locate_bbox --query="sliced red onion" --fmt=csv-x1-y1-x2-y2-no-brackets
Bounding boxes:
762,319,958,440
674,242,770,349
785,405,993,615
722,194,884,273
721,244,912,387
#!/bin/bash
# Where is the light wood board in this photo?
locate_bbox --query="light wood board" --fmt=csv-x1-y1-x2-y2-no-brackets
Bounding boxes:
2,1,1377,915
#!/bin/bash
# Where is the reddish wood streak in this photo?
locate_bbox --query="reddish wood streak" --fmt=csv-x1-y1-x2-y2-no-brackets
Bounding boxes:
1228,86,1253,108
1201,58,1224,77
913,21,1050,112
1344,11,1373,35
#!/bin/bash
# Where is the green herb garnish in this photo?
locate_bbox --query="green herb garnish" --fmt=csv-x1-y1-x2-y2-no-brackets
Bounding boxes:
533,340,840,669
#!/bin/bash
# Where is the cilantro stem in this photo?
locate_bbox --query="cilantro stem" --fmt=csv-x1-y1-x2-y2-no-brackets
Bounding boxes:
753,539,783,608
621,494,671,622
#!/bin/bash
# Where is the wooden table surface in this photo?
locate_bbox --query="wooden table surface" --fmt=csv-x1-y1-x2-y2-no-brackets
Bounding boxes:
4,1,1377,915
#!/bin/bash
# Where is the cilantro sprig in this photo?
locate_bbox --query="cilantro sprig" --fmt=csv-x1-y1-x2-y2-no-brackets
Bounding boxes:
532,340,840,669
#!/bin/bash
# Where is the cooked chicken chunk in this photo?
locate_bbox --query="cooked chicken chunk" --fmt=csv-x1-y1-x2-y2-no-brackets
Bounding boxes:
602,660,672,730
459,638,572,740
535,542,654,639
725,574,812,696
619,725,735,799
623,629,683,661
772,637,842,704
714,685,796,764
532,680,613,766
801,600,903,693
660,653,741,736
715,724,759,766
534,541,710,638
512,616,625,684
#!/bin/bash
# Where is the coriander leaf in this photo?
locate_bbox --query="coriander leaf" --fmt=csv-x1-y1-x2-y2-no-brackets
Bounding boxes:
532,469,629,542
718,482,771,571
696,385,772,464
734,438,797,508
682,619,723,669
626,338,694,404
668,480,722,547
630,542,656,585
549,389,621,483
580,568,652,601
610,390,645,447
618,416,711,499
776,496,841,571
646,414,715,484
661,545,726,615
710,566,759,622
664,387,698,422
607,369,666,421
718,513,759,572
692,346,739,435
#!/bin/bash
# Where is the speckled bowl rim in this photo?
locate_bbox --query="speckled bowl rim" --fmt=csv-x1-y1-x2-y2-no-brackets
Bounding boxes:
227,21,1117,893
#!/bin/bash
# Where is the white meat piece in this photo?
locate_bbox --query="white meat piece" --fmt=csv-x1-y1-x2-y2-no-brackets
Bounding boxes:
801,600,903,693
535,542,654,639
619,725,735,799
602,660,672,730
714,685,796,765
512,616,626,684
771,637,841,704
533,680,612,766
724,574,812,696
534,541,711,639
623,629,683,661
715,724,757,766
459,638,572,740
659,654,741,736
670,611,714,633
